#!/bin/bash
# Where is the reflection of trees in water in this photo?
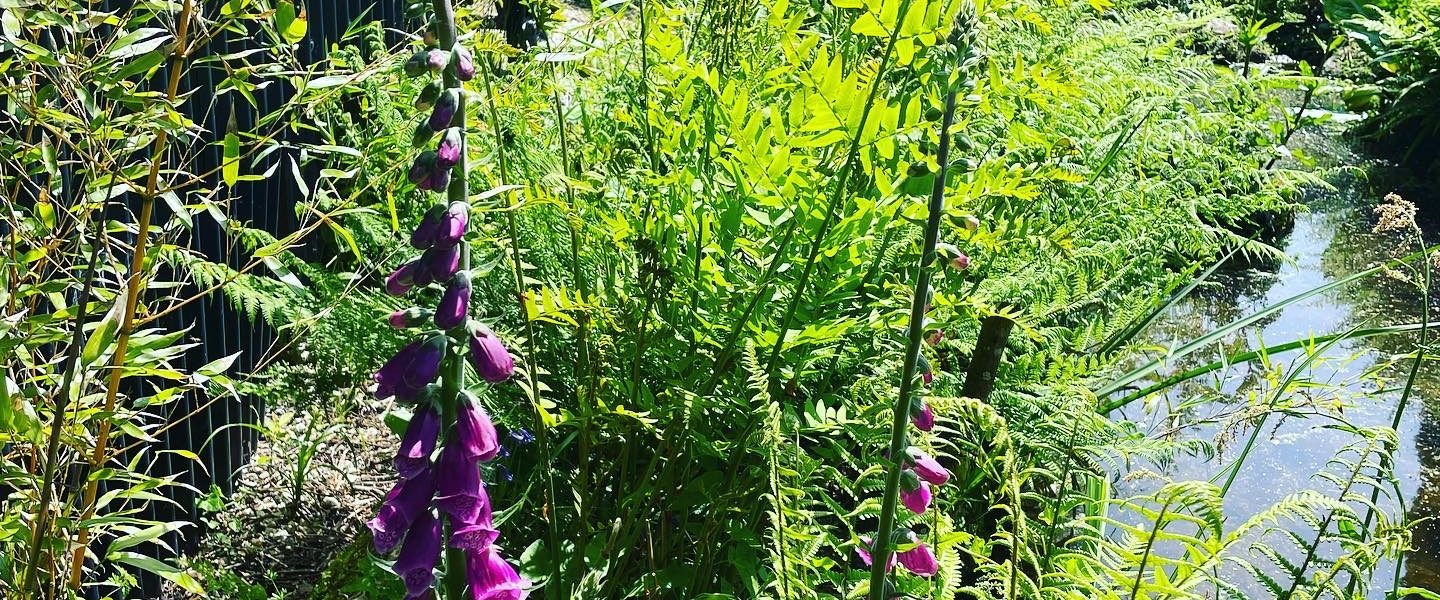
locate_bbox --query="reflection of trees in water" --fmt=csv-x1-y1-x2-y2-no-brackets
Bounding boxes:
1312,174,1440,593
1410,400,1440,592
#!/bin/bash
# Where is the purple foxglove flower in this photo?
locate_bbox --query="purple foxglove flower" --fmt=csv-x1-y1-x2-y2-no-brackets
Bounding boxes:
396,406,440,479
424,243,462,282
429,88,460,131
394,510,443,596
451,520,500,551
387,261,420,297
375,338,421,399
452,45,476,81
911,402,934,432
466,546,528,600
376,334,447,400
425,48,449,72
415,80,444,111
925,329,944,346
899,473,931,515
906,448,949,486
411,204,448,250
469,326,515,383
403,335,447,395
436,201,468,247
855,536,896,571
435,127,464,169
409,151,438,185
367,468,436,554
389,307,435,329
950,252,970,270
457,390,501,462
897,533,939,576
434,443,489,524
435,271,472,330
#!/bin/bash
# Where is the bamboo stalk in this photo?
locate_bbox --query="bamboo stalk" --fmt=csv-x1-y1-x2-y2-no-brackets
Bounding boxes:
67,0,195,587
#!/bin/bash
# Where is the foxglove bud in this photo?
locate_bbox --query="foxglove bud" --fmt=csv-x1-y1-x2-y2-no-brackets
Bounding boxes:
404,50,430,77
911,401,935,432
435,271,472,329
423,243,461,282
425,48,449,72
409,151,438,185
435,127,463,169
899,472,931,514
896,532,940,576
917,354,933,385
429,88,459,131
374,334,447,400
412,120,437,148
420,165,451,192
435,201,468,247
906,447,950,486
452,45,476,81
388,307,434,329
963,215,980,231
925,329,944,346
469,326,515,383
415,80,443,111
410,204,448,249
386,261,420,296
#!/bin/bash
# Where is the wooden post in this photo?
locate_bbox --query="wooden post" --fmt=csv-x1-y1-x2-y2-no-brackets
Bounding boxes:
962,315,1014,401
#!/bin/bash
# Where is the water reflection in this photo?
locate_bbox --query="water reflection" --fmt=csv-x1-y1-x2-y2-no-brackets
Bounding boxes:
1119,153,1439,596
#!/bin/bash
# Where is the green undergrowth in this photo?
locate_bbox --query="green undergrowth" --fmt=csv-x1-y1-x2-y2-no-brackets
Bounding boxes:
187,0,1387,596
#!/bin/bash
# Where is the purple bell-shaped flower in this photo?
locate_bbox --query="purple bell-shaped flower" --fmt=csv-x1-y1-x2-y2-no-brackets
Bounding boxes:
465,546,528,600
423,243,462,282
434,443,489,524
435,271,472,330
469,326,515,383
395,405,440,479
456,390,501,462
367,468,436,554
429,88,459,132
387,261,421,296
389,307,434,329
374,334,447,400
452,45,476,82
394,510,443,597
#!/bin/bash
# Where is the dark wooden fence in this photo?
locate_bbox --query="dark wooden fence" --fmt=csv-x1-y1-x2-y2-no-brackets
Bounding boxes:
113,2,408,597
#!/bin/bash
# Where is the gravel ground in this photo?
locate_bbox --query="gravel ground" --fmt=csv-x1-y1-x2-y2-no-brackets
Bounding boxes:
162,401,399,599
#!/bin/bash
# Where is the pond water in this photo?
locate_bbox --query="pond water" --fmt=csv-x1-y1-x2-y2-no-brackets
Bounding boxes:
1112,129,1440,597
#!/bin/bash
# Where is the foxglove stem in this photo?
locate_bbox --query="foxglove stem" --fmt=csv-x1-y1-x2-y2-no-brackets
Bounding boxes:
868,87,957,600
429,3,474,600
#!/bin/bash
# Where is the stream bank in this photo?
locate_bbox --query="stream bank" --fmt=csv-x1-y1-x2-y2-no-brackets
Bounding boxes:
1116,125,1440,596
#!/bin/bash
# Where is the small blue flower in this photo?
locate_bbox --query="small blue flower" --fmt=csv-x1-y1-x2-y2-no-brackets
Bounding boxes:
496,465,513,482
509,428,534,445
